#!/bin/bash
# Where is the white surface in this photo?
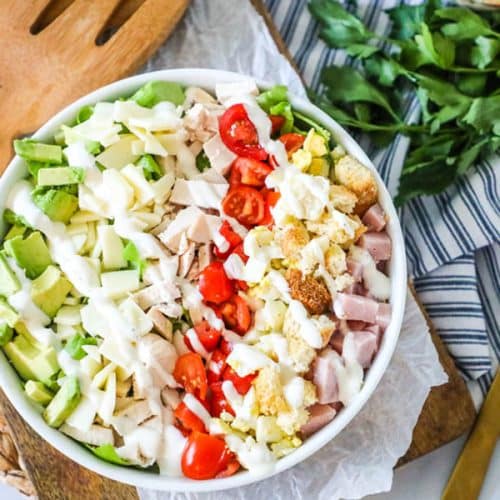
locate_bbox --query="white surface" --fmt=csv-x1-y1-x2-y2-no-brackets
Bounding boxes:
0,438,498,499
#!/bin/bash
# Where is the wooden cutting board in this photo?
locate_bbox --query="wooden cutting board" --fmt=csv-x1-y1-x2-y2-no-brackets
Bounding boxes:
0,1,476,498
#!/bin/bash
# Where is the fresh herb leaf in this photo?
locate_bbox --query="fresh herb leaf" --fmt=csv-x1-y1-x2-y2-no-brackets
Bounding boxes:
321,66,401,121
456,73,487,97
461,95,500,134
346,43,379,59
364,55,407,86
471,36,500,69
309,0,375,48
414,23,455,69
385,3,426,40
195,150,211,172
123,241,147,277
436,7,497,41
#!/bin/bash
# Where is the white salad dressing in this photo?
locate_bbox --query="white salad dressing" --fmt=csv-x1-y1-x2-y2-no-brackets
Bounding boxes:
283,376,305,409
349,246,390,300
183,393,212,429
287,300,324,349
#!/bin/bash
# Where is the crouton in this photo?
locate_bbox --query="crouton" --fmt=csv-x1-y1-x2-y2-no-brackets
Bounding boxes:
254,366,288,416
285,268,331,315
325,244,347,277
313,315,336,346
278,221,310,260
329,184,358,213
334,155,378,215
283,309,317,373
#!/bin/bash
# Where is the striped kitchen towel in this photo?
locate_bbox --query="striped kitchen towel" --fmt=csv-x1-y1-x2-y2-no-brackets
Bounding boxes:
264,0,500,389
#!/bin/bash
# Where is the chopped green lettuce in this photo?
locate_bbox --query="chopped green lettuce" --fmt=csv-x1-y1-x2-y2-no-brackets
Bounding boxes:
131,81,185,108
195,150,211,172
123,241,147,277
65,334,98,360
87,444,129,465
136,154,162,181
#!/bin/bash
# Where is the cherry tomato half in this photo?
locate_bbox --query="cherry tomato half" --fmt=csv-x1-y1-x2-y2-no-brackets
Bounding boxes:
185,321,222,353
209,382,235,417
222,186,265,227
260,189,281,226
269,115,286,136
279,132,305,156
232,157,273,188
174,402,206,433
219,295,251,335
198,261,234,305
219,104,267,160
213,221,242,259
173,353,208,401
207,349,227,384
181,431,233,480
222,365,256,395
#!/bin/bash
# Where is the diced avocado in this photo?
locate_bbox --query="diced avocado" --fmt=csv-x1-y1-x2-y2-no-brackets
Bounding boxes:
308,157,330,177
3,335,59,383
14,139,62,164
4,232,51,279
0,298,19,328
43,376,81,428
37,167,84,187
31,265,72,318
32,188,79,223
14,321,39,345
0,324,13,346
0,253,21,295
4,225,26,241
25,380,54,405
130,81,185,108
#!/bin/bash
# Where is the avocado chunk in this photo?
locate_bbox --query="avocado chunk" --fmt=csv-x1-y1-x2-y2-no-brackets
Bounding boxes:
4,225,26,241
130,81,185,107
37,167,85,187
25,380,54,406
0,324,13,346
31,265,72,318
3,335,59,383
43,376,81,428
0,298,19,328
32,189,78,223
14,139,63,164
0,253,21,295
4,232,51,279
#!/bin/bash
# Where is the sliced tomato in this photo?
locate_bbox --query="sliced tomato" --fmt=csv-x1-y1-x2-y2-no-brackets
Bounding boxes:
213,221,242,259
174,402,206,433
232,157,273,187
209,382,235,417
219,295,251,335
260,188,281,226
279,132,305,156
216,459,241,479
173,353,208,401
232,243,248,263
222,365,256,395
198,261,234,304
222,186,265,227
219,104,267,160
220,338,233,355
269,114,286,136
184,321,222,353
207,348,227,384
181,431,233,480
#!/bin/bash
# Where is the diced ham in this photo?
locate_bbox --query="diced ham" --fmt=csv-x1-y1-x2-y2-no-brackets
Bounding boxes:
330,332,344,355
365,323,382,346
347,320,367,331
359,232,391,262
346,257,363,282
376,303,392,331
362,204,386,232
346,331,378,369
312,349,340,404
300,404,336,437
334,293,379,323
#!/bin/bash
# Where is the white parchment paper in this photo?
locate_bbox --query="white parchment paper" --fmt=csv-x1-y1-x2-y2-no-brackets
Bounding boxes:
138,1,448,498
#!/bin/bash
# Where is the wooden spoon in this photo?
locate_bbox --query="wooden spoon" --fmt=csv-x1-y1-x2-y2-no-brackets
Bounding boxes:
0,0,190,172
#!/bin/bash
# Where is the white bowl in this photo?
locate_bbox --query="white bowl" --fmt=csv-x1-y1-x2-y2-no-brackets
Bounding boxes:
0,69,407,492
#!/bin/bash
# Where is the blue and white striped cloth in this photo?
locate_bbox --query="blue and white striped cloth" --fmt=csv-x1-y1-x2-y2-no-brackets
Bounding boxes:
264,0,500,391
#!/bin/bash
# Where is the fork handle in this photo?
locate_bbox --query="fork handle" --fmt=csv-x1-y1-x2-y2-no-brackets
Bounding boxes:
442,371,500,500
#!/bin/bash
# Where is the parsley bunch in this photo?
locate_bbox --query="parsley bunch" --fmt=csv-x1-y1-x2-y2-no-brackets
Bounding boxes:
309,0,500,204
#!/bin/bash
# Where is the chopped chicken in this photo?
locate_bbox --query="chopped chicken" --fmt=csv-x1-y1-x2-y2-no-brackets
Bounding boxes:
147,306,174,341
